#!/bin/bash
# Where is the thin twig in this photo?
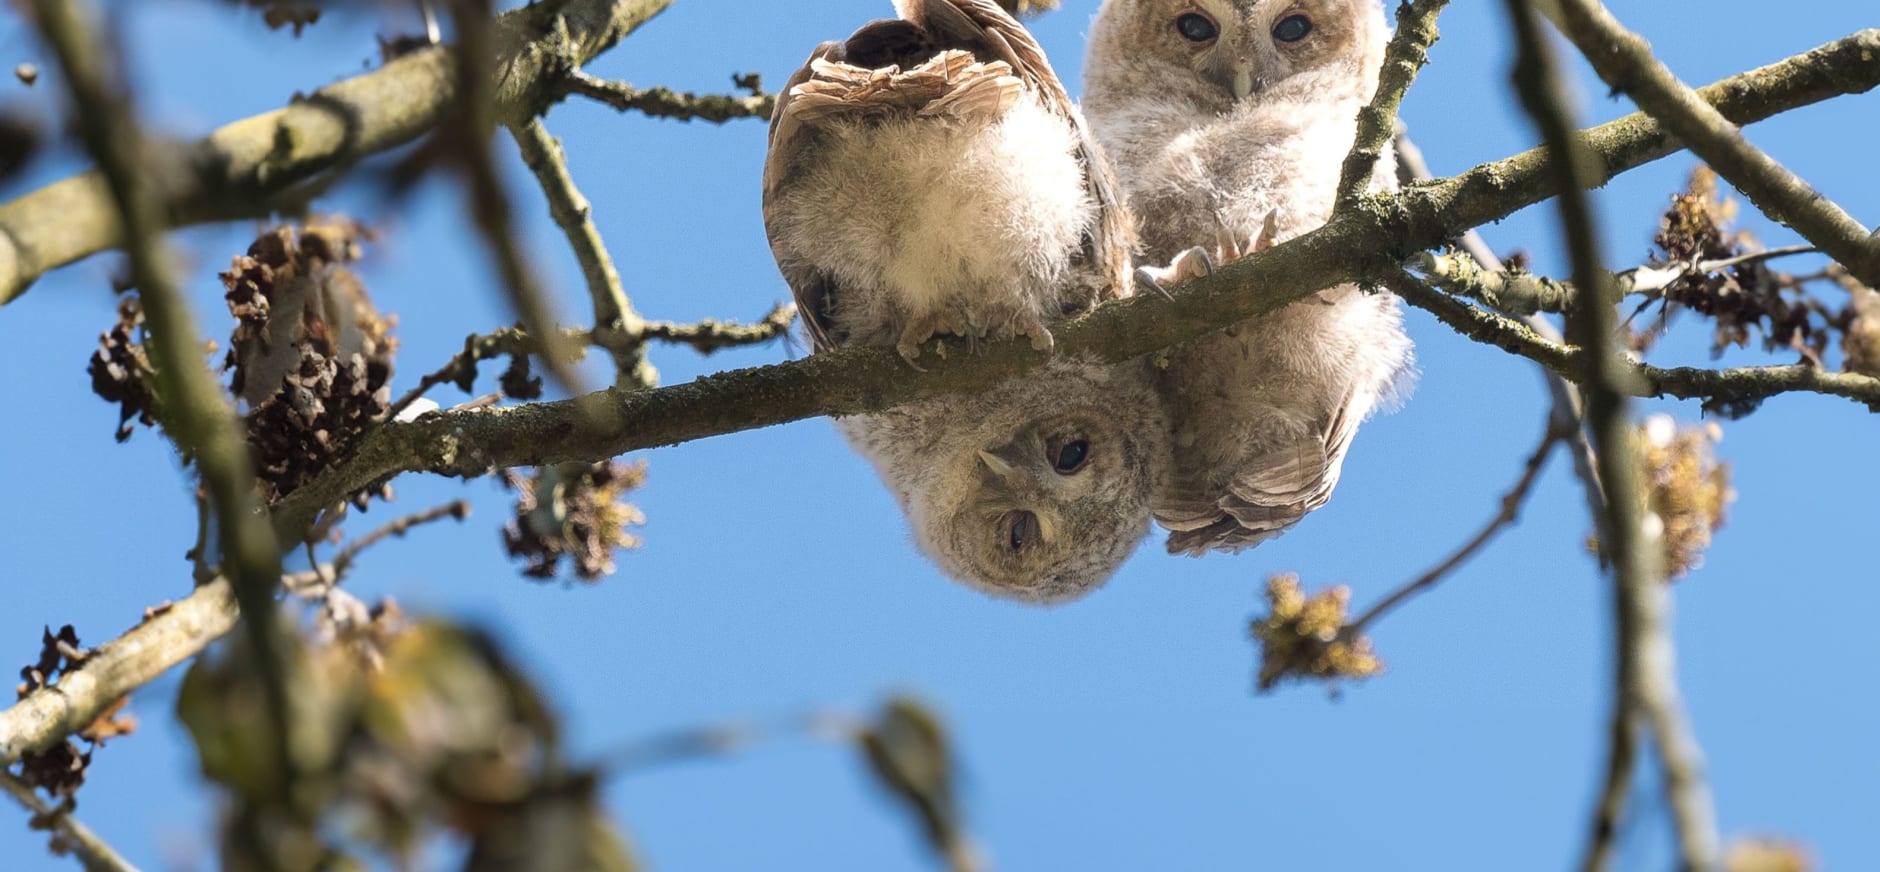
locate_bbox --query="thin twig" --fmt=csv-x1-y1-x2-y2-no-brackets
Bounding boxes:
600,304,797,356
328,500,472,580
1335,0,1448,207
27,0,295,797
509,116,654,388
1504,2,1719,870
0,770,140,872
1345,415,1564,634
1545,0,1880,288
561,69,776,123
385,327,540,422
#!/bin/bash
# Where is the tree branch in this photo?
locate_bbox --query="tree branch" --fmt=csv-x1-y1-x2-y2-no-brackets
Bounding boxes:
4,25,1878,774
1503,2,1718,869
1411,245,1821,315
0,0,676,307
561,70,777,123
0,582,239,765
1384,269,1880,412
1544,0,1880,288
1336,0,1448,207
1,770,140,872
510,116,653,388
27,0,295,792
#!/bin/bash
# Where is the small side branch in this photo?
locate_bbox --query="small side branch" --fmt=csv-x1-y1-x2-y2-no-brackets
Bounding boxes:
1345,414,1563,634
600,304,797,356
1336,0,1449,206
1545,0,1880,287
1,770,140,872
561,70,776,123
328,500,472,580
510,116,654,388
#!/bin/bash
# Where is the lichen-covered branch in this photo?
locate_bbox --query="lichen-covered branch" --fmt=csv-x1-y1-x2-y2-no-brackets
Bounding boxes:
1,770,140,872
1385,269,1880,412
1411,246,1821,315
1545,0,1880,288
0,0,676,307
1336,0,1448,207
0,582,239,765
561,70,777,123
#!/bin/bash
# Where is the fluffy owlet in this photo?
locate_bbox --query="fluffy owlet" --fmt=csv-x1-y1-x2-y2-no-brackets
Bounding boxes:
762,0,1166,602
1083,0,1415,555
762,0,1134,361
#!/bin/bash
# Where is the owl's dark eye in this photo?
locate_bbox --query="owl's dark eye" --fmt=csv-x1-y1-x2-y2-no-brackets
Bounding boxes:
1175,12,1218,43
1052,439,1090,475
1005,511,1039,551
1272,14,1313,43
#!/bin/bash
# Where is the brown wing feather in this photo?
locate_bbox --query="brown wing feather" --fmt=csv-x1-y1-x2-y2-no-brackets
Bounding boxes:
1156,395,1359,556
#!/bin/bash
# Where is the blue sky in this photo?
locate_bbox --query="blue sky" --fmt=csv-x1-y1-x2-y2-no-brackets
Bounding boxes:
1,1,1875,869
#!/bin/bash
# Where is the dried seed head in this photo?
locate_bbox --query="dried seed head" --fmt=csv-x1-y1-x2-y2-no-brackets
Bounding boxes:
502,461,648,582
1249,574,1382,692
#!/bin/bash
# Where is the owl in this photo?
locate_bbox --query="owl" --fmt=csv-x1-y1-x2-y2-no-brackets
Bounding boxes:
1082,0,1415,555
761,0,1165,602
762,0,1133,363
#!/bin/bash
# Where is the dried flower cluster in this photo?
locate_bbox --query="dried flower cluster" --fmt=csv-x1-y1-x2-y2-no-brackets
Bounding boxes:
222,219,397,506
1841,277,1880,378
226,1,321,34
1647,167,1840,366
86,295,158,442
1249,574,1382,692
502,461,648,581
1638,415,1734,580
11,626,135,804
1724,838,1812,872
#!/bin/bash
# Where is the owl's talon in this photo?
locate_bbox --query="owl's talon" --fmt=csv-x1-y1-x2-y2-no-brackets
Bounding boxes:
1137,246,1214,298
1134,267,1174,300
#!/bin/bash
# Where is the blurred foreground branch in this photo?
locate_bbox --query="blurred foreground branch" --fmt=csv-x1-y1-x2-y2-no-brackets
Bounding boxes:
0,0,676,306
1501,2,1718,869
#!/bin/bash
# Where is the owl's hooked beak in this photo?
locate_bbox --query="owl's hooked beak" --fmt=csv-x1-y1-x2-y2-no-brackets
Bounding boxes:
976,443,1032,484
977,449,1016,480
1232,68,1255,100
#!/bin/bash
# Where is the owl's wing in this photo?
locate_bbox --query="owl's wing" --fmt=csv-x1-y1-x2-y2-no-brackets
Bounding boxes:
1156,395,1359,556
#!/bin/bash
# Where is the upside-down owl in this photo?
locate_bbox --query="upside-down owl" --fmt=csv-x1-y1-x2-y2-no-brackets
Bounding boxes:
1083,0,1415,555
762,0,1167,602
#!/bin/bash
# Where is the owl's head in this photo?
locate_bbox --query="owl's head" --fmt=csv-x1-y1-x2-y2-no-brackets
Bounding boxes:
1087,0,1388,111
855,359,1167,604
